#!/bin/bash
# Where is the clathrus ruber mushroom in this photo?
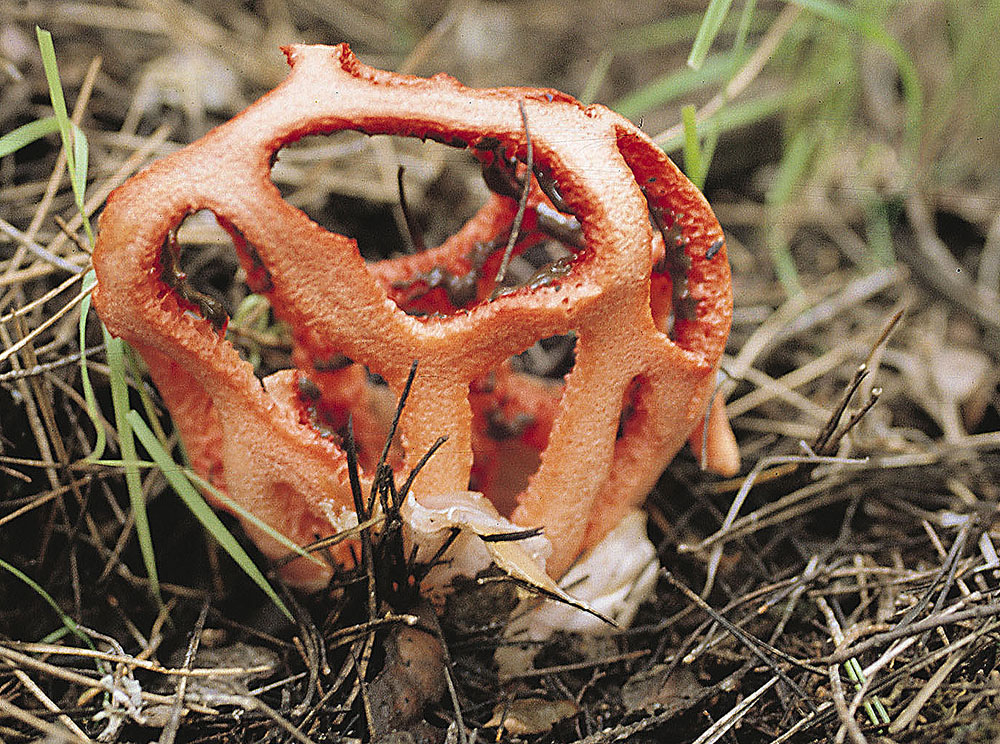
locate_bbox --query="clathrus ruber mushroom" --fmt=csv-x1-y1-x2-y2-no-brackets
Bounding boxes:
93,44,738,601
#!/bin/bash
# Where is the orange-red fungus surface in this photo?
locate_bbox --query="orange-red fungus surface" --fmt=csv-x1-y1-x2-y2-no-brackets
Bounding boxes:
93,44,735,589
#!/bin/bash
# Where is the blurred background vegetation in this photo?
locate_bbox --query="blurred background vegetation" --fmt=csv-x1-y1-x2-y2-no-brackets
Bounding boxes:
4,0,998,319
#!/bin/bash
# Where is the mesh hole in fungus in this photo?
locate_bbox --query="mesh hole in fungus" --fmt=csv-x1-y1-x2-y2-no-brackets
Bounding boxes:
646,203,695,335
160,210,241,333
292,362,401,475
469,334,575,517
615,375,647,443
269,132,485,262
614,128,699,341
157,211,297,379
269,131,586,318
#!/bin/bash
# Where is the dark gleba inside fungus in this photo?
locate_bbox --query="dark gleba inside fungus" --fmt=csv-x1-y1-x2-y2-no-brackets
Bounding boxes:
92,43,737,592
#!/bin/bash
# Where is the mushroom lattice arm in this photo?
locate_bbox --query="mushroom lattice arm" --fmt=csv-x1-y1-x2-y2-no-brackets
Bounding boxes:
93,43,734,588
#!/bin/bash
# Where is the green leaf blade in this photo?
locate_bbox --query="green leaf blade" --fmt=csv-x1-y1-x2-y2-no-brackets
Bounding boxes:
688,0,736,70
0,116,60,159
614,51,737,121
681,104,704,188
104,328,161,603
35,26,94,244
128,412,293,621
78,271,106,460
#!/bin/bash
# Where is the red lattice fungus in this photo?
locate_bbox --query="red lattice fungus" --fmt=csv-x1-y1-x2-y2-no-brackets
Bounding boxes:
93,44,736,589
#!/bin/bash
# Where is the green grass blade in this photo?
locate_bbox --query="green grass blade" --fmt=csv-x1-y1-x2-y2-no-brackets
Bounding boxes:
614,51,737,121
681,104,705,188
731,0,758,61
104,327,161,603
616,13,708,54
70,122,90,224
844,656,891,726
181,469,322,566
688,0,736,70
579,49,614,105
40,626,72,644
767,128,815,207
765,127,815,296
35,26,94,245
78,270,106,460
699,120,721,184
0,116,60,159
766,222,803,297
788,0,922,167
124,347,169,446
617,9,774,55
0,557,88,645
128,412,293,621
34,28,71,148
678,0,755,187
865,199,896,268
656,87,792,151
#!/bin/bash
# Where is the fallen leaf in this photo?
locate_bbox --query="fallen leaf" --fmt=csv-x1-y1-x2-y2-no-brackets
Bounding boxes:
486,698,579,735
621,665,706,714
